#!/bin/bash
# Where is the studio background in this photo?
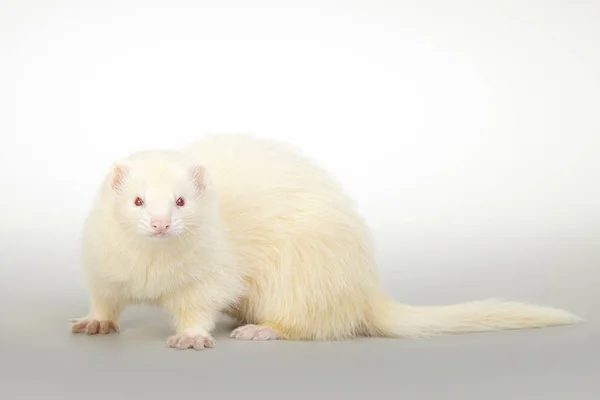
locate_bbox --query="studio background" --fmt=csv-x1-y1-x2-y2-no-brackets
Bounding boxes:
0,1,598,399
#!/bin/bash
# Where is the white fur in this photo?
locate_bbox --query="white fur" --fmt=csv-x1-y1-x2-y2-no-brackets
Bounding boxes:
73,134,581,349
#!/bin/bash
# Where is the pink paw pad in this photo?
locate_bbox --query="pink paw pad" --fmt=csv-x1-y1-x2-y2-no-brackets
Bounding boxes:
167,334,216,350
71,319,120,335
230,324,279,340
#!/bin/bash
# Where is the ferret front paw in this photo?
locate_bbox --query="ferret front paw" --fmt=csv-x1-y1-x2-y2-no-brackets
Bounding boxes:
71,318,120,335
167,333,216,350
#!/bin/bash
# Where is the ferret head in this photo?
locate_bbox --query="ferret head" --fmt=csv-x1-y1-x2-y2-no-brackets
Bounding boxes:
104,150,213,242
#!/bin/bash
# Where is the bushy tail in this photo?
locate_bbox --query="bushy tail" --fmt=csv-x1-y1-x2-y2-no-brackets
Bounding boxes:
370,296,581,339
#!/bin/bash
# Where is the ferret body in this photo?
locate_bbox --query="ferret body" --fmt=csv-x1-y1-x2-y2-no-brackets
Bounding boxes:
72,134,580,350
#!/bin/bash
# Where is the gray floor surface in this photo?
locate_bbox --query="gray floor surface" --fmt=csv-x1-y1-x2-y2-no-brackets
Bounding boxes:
1,235,598,400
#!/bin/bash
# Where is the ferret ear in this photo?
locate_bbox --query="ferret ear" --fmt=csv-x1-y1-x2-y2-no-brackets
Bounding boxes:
189,165,207,192
110,162,130,192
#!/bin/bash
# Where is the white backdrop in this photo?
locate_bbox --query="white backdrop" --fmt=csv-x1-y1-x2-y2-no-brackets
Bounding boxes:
0,0,598,316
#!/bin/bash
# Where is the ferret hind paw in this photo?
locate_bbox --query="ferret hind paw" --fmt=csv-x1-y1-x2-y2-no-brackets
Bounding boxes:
230,324,279,340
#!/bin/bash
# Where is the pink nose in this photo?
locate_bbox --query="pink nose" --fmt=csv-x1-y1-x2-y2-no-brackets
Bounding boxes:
151,219,171,232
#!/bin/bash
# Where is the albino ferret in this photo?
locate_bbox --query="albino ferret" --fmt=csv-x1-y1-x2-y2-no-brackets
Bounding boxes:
71,134,580,350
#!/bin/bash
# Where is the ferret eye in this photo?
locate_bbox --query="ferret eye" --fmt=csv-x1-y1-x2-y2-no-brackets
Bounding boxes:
176,197,185,207
134,197,144,207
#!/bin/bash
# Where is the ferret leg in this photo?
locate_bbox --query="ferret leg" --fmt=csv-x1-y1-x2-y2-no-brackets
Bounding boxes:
163,299,219,351
71,289,124,335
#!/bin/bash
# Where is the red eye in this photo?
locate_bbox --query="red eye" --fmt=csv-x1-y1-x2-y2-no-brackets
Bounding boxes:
176,197,185,207
134,197,144,207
